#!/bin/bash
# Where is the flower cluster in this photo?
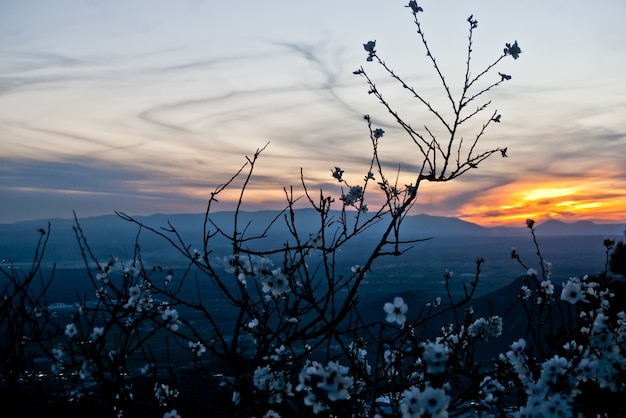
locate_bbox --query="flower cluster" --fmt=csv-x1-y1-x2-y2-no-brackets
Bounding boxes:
479,376,505,408
340,185,364,206
154,382,179,407
254,364,294,405
537,279,555,305
400,386,449,418
160,305,182,331
372,128,385,139
499,256,626,417
223,254,272,285
467,315,503,340
123,280,154,312
504,40,522,59
261,268,291,298
222,255,291,298
296,360,354,413
95,256,117,281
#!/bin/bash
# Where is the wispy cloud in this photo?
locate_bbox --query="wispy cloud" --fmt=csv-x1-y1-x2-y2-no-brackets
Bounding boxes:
1,0,625,226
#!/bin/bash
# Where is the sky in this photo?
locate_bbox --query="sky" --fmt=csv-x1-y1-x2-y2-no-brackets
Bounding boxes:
1,0,625,227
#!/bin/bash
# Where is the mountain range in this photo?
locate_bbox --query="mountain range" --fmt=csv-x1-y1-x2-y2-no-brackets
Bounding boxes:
1,210,624,266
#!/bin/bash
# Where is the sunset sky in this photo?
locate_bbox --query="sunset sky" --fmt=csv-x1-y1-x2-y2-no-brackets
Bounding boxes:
1,1,625,226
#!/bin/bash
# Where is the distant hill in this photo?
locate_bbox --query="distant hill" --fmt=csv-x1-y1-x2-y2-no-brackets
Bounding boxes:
1,210,623,266
533,219,625,237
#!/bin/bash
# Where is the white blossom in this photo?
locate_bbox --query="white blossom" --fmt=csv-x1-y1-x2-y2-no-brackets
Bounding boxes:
560,277,585,304
384,296,408,325
422,341,449,374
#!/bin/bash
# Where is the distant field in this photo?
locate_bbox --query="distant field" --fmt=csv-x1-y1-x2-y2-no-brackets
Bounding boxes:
2,222,611,352
2,233,613,372
16,234,609,307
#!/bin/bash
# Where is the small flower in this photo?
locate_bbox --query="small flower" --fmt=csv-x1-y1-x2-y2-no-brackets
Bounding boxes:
406,1,423,13
51,346,64,361
603,236,615,249
363,40,376,53
384,296,408,325
540,394,570,417
248,318,259,328
162,306,181,331
261,268,291,297
128,284,141,300
541,279,554,295
309,232,322,248
188,341,206,357
155,383,180,408
504,40,522,59
65,323,78,338
363,40,376,61
96,287,107,299
540,355,569,385
263,410,281,418
419,386,449,416
373,128,385,139
422,342,449,374
519,285,531,300
560,278,585,304
400,387,420,416
525,218,535,229
162,306,179,322
316,361,353,401
90,326,104,340
401,386,449,417
79,359,97,379
163,410,180,418
479,376,505,407
51,362,64,375
331,167,344,182
140,364,153,375
506,338,526,365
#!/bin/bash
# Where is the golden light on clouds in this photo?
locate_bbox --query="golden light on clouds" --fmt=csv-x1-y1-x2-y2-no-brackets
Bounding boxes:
458,179,626,227
522,187,578,201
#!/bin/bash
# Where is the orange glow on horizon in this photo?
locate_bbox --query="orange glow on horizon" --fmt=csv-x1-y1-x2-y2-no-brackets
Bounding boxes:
157,176,625,228
457,180,626,227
